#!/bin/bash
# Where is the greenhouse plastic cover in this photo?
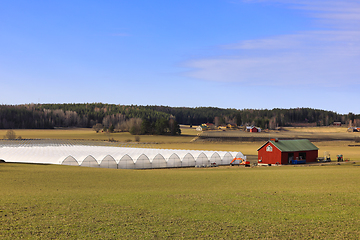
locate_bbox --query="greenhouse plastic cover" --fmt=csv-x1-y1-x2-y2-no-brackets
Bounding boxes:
0,141,243,169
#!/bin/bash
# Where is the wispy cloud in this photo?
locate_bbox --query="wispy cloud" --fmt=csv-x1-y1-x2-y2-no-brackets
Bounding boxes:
223,35,301,50
184,1,360,87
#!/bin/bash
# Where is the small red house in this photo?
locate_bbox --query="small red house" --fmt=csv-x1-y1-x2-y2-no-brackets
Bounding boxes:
333,122,342,126
257,139,318,165
250,127,258,132
246,126,261,132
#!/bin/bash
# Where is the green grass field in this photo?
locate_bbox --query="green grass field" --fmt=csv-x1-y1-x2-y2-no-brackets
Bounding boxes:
1,163,360,239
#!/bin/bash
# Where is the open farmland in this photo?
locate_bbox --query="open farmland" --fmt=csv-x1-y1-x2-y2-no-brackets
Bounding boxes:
0,128,197,144
198,126,360,161
200,126,359,142
1,126,360,238
1,126,359,161
1,163,360,239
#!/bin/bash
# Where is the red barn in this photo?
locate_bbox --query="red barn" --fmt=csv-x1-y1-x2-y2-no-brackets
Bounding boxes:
257,139,318,165
250,127,258,132
246,126,260,132
333,122,342,126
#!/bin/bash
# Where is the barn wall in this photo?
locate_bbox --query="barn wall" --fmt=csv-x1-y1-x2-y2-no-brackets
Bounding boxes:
285,150,318,163
258,142,282,165
306,150,318,162
281,153,289,165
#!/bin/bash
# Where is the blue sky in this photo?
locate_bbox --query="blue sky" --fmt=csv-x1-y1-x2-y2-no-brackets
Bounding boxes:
1,0,359,114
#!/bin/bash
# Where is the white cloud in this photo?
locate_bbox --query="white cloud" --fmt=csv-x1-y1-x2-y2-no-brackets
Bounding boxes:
245,0,360,28
224,35,301,50
184,0,360,87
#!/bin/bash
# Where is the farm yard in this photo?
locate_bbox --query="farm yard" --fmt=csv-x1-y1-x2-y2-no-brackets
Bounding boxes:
1,126,360,238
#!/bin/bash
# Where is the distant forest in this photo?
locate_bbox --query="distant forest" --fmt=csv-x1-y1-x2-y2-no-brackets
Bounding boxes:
0,103,359,130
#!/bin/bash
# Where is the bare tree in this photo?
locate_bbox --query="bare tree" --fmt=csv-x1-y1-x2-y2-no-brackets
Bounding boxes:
115,118,142,133
92,123,103,133
269,117,277,130
5,130,16,140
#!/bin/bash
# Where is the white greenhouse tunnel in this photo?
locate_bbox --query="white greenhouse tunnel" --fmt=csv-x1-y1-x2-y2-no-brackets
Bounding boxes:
0,144,245,169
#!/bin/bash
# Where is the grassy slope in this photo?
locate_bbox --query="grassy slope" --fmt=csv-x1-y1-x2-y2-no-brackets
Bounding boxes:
1,163,360,239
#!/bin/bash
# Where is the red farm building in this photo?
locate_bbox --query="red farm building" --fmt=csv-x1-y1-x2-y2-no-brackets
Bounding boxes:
257,139,318,165
246,126,261,132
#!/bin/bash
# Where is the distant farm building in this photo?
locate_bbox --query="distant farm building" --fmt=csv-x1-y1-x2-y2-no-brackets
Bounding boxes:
227,123,237,129
196,123,210,131
246,126,261,132
197,123,217,131
333,122,342,126
196,125,205,131
257,139,318,165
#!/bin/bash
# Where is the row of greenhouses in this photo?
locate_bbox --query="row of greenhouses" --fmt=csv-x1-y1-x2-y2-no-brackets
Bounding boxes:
0,145,244,169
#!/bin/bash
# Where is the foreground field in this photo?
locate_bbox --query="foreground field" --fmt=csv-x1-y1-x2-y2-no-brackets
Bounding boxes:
1,163,360,239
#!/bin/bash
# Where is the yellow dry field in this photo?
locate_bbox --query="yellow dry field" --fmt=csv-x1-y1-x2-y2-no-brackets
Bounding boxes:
315,141,359,161
286,126,349,133
0,128,197,143
202,127,359,141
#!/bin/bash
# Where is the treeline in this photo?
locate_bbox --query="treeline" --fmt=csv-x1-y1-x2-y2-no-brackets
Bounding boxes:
0,103,359,130
0,104,170,129
144,106,360,129
92,118,181,136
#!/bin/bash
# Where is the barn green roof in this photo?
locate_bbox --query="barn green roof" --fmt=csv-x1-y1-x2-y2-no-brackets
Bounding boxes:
258,139,318,152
